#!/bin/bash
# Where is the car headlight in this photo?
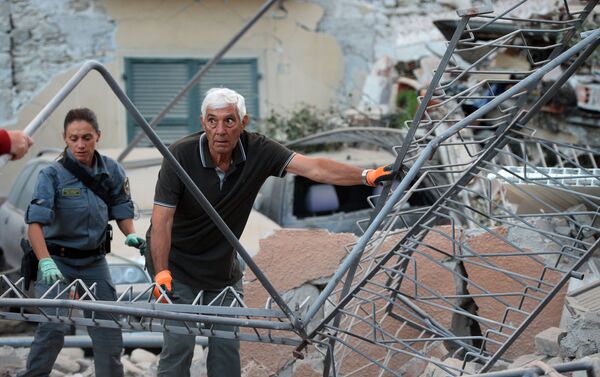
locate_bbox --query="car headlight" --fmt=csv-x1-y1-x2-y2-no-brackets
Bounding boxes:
109,265,148,285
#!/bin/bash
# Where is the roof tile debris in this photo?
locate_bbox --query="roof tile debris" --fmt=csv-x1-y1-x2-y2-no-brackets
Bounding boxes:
240,225,568,376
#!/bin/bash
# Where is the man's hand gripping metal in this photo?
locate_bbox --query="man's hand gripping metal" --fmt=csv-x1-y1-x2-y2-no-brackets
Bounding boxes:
153,270,178,303
363,164,398,187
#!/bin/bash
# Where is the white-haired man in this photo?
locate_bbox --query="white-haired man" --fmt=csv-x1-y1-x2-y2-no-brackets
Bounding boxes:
147,87,393,376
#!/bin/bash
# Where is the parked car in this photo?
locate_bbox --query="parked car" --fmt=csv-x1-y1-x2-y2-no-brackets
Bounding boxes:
253,128,439,234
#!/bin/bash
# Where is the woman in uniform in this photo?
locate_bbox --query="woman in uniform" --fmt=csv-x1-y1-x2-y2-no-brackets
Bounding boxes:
21,108,145,377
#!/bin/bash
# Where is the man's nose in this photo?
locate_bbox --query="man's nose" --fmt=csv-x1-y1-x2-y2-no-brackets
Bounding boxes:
215,122,227,133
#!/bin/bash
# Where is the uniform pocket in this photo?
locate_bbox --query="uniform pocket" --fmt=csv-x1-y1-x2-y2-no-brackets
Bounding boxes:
56,187,88,209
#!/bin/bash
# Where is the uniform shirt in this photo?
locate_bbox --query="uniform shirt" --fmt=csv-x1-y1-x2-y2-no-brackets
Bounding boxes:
25,149,134,250
150,130,294,290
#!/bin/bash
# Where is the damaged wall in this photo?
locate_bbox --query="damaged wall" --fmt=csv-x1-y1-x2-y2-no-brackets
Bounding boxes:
0,0,345,195
308,0,564,114
308,0,456,108
0,0,115,125
238,225,568,377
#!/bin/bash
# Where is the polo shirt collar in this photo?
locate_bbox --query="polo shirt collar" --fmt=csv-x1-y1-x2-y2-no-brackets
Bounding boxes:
198,132,247,168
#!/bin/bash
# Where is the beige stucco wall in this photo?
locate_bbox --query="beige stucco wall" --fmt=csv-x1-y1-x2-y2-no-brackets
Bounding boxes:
1,0,343,195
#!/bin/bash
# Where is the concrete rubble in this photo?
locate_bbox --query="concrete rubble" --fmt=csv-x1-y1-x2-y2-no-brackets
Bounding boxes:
0,224,597,376
560,312,600,359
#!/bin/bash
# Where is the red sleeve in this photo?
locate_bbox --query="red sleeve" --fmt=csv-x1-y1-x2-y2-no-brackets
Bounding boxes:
0,129,10,155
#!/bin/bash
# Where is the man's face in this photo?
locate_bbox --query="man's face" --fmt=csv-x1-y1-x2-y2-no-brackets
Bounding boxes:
201,104,247,156
63,120,100,167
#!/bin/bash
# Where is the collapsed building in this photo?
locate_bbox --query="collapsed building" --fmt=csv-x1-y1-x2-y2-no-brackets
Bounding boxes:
0,1,600,376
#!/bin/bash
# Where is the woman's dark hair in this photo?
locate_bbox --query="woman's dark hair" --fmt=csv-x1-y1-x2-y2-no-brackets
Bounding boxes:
63,108,100,133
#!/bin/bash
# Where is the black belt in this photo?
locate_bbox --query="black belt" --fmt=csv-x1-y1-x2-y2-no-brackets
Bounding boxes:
47,244,106,258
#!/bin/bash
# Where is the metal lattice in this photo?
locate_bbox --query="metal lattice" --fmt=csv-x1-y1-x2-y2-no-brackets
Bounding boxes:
300,1,600,375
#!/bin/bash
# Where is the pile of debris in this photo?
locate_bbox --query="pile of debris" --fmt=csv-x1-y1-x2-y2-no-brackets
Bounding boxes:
0,346,162,377
0,225,598,377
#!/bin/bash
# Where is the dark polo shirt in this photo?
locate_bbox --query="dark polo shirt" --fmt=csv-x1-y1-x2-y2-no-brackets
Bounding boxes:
149,130,294,290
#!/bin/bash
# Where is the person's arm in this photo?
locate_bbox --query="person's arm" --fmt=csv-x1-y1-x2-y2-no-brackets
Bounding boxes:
118,218,147,253
28,223,50,260
0,130,33,160
116,218,135,236
0,129,10,155
28,223,65,284
150,204,176,273
286,153,395,187
286,153,364,186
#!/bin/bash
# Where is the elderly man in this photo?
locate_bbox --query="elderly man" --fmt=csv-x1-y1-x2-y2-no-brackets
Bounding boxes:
147,88,392,377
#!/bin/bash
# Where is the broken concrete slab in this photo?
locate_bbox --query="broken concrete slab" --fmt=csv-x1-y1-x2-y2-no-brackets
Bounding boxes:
57,347,84,360
0,346,26,374
535,327,567,356
54,353,81,374
560,312,600,358
508,353,546,369
238,222,568,375
130,348,157,364
241,229,355,377
282,283,322,334
120,356,145,377
423,357,479,377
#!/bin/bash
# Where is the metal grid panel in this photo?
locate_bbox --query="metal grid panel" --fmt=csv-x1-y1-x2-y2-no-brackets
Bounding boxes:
303,1,600,375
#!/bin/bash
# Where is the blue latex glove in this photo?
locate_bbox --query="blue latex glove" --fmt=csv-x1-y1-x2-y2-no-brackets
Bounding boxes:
125,233,146,256
38,258,65,285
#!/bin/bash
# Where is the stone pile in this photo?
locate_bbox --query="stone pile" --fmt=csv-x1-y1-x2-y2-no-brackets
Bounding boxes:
0,344,212,377
0,227,597,376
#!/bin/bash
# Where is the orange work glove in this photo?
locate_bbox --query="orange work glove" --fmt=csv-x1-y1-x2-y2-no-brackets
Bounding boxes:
153,270,174,303
365,164,394,186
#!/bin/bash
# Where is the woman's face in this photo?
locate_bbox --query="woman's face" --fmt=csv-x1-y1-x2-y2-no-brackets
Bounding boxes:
63,120,100,167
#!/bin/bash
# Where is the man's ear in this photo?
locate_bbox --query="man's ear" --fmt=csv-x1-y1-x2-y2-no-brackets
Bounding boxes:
241,115,249,129
200,116,206,131
96,130,101,142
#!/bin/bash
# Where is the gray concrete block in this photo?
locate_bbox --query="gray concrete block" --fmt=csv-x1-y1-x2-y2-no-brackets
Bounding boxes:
561,312,600,358
509,353,545,369
535,327,567,357
397,355,428,377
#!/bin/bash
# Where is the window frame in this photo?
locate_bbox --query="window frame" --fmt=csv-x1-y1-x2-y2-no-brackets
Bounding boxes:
124,57,259,143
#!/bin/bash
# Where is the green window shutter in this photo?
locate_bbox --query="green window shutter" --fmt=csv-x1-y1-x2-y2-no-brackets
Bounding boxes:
196,60,259,123
127,60,193,145
126,58,259,144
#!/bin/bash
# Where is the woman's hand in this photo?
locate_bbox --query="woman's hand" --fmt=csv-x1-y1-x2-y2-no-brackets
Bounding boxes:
38,258,65,285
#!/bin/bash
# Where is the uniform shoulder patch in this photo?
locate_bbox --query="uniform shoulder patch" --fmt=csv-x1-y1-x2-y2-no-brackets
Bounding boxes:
122,177,131,197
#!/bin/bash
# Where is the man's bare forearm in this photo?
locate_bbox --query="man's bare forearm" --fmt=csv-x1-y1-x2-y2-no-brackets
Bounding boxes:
286,154,364,186
150,205,175,273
